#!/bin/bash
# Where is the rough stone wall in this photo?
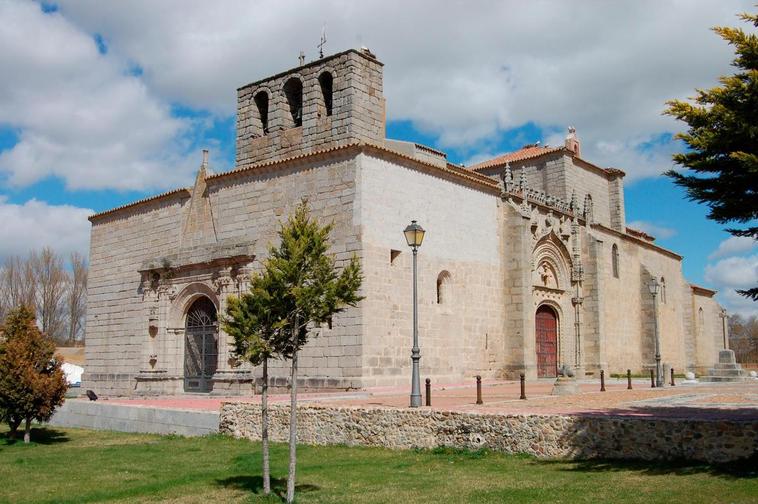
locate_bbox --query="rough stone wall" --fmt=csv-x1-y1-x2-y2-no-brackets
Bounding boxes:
85,151,365,395
692,292,725,373
356,153,505,386
585,225,717,375
85,194,190,395
502,204,534,378
565,159,612,226
236,49,384,168
220,402,758,463
503,153,569,202
608,175,626,232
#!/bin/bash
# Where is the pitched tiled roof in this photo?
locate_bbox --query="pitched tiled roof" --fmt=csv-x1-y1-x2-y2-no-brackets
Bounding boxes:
626,227,655,242
470,145,564,171
470,145,627,179
88,187,191,222
690,284,717,297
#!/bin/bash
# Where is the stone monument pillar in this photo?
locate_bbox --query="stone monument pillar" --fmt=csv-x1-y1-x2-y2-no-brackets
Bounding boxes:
701,349,747,382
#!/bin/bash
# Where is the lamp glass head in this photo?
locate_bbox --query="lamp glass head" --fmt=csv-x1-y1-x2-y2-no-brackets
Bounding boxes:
648,277,660,295
403,220,425,248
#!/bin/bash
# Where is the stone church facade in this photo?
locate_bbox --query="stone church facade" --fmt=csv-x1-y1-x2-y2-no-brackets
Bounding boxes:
84,49,725,396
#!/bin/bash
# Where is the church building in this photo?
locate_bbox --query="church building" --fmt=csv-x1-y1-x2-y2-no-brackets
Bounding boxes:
84,49,725,396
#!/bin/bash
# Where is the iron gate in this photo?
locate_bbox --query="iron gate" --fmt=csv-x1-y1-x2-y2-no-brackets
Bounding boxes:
184,297,218,392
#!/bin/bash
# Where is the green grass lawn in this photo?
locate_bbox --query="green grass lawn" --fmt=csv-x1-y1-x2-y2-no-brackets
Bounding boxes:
0,426,756,503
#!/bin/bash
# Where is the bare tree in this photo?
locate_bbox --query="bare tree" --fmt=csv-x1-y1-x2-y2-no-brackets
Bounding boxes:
32,248,68,343
0,255,37,318
66,252,87,344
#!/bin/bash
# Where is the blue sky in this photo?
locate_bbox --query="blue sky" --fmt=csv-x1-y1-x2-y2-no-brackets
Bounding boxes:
0,0,755,315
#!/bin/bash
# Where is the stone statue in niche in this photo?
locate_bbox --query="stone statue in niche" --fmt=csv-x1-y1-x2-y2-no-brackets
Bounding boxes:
537,261,558,289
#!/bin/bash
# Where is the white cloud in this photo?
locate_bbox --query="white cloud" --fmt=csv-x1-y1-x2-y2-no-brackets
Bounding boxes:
705,255,758,290
705,254,758,317
627,220,677,240
0,0,752,190
0,197,92,260
0,0,204,191
708,236,757,260
718,289,758,318
53,0,752,182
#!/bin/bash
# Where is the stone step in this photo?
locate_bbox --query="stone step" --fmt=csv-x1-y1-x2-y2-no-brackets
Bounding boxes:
707,368,746,377
699,375,748,383
712,363,744,370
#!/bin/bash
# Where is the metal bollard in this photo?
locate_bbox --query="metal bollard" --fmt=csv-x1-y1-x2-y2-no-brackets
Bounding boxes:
627,369,633,390
425,378,431,406
520,373,526,400
600,369,606,392
476,375,483,405
670,368,675,387
650,369,655,388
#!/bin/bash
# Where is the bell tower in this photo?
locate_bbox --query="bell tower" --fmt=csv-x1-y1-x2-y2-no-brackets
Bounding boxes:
235,48,386,169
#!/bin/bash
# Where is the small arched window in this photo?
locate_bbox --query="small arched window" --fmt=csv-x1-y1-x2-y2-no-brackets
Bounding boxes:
436,271,452,304
611,244,619,278
254,91,269,135
318,72,333,117
283,77,303,127
660,277,667,304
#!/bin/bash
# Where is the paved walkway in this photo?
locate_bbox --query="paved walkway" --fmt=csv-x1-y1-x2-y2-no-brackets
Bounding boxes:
98,378,758,421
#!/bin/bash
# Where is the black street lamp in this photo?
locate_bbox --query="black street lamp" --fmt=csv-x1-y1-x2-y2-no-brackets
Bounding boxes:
648,277,663,387
404,220,425,408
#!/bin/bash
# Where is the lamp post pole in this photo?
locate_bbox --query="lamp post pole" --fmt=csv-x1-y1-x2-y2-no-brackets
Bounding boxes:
404,220,425,408
649,279,663,388
410,244,421,407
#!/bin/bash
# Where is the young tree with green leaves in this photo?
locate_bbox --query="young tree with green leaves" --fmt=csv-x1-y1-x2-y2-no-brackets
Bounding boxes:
0,306,68,443
264,201,363,504
223,270,286,496
665,9,758,300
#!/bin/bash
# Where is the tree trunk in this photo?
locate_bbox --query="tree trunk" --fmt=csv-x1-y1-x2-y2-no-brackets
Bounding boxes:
286,341,299,503
262,357,270,495
8,416,20,439
23,417,31,444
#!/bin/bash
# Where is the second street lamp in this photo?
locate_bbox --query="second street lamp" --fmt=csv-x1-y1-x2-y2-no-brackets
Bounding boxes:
648,277,663,387
404,220,425,408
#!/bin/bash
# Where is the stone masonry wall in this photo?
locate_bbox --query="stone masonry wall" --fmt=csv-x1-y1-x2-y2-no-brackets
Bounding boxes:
220,402,758,463
357,153,504,386
85,151,365,395
587,225,720,375
85,194,190,396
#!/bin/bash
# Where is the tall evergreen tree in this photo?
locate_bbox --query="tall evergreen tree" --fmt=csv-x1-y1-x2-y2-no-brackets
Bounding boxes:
265,201,363,504
223,269,287,496
0,306,68,443
665,9,758,300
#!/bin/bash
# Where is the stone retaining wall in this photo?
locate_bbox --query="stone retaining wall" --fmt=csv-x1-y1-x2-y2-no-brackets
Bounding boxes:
220,403,758,463
49,400,219,436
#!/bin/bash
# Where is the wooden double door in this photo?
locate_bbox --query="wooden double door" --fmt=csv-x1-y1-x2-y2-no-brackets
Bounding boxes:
535,305,558,378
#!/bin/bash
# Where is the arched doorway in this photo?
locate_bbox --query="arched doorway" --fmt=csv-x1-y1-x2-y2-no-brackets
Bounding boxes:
535,305,558,378
184,297,218,392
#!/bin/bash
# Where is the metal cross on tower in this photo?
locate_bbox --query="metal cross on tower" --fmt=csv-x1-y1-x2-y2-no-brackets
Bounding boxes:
318,25,327,59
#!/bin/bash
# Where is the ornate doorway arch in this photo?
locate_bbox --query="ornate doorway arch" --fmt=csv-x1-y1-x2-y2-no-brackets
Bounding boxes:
184,296,218,392
535,304,559,378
